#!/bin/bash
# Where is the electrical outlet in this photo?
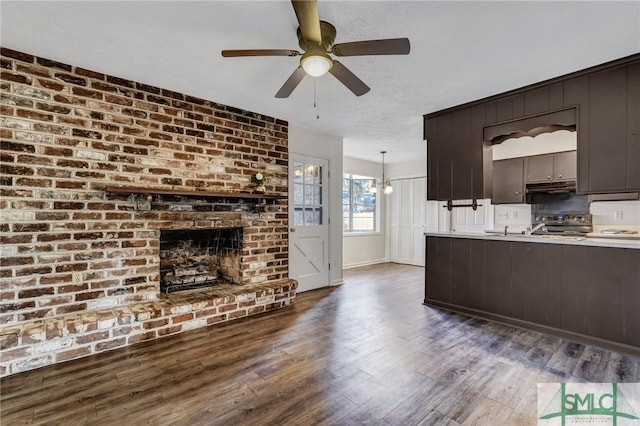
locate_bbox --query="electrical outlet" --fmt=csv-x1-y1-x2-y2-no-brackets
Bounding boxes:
614,210,623,220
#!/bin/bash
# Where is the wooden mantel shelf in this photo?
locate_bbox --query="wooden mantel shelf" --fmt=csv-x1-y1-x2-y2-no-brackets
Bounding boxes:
104,185,287,201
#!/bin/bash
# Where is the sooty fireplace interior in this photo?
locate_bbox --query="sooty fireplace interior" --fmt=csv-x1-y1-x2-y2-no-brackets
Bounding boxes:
159,227,243,293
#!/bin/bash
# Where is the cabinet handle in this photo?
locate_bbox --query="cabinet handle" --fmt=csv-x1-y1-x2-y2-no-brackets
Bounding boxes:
515,191,520,195
547,176,552,180
558,174,563,178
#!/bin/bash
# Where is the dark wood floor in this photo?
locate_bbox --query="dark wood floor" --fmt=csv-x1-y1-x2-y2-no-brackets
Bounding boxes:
1,263,638,425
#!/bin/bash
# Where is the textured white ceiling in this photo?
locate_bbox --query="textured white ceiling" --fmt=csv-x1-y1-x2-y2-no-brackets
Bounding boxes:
2,1,639,164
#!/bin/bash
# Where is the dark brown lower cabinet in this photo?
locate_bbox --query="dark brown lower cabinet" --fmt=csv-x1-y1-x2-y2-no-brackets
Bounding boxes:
450,238,471,307
623,249,640,347
583,247,626,343
513,242,562,328
425,236,639,353
560,245,589,335
425,237,451,303
484,240,517,318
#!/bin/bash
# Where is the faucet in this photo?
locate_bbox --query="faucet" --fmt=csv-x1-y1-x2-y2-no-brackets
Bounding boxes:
525,223,547,236
504,225,509,236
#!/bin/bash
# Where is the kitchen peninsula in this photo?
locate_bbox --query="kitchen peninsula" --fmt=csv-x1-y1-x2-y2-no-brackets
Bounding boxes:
423,232,639,356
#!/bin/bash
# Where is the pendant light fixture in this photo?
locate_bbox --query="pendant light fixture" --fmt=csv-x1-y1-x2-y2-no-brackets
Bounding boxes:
370,151,393,195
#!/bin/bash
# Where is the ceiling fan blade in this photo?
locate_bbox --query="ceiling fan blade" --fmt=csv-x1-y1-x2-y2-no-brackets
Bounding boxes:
291,0,322,44
332,38,410,57
222,49,300,57
328,61,370,96
275,66,307,98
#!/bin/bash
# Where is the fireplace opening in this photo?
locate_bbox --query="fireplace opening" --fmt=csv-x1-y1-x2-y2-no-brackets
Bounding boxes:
159,227,243,293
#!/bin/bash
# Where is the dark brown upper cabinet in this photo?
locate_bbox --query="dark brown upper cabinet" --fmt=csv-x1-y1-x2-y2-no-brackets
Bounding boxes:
492,158,524,204
575,64,640,193
424,54,640,200
425,104,490,201
526,151,576,183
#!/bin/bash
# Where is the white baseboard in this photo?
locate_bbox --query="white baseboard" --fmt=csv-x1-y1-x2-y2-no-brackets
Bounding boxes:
342,259,387,270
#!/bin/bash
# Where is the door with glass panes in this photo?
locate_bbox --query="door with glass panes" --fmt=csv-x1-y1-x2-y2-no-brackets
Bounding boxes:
289,155,329,292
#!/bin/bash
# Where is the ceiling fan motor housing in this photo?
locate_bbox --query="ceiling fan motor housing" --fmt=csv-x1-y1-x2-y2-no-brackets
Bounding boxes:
297,21,337,52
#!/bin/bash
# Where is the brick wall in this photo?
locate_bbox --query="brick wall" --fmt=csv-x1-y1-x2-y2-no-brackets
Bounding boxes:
0,48,296,376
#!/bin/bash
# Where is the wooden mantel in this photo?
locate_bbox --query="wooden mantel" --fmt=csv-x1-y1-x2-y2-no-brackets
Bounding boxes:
104,185,287,201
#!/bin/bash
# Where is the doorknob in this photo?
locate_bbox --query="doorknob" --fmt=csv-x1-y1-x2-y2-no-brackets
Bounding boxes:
290,227,296,232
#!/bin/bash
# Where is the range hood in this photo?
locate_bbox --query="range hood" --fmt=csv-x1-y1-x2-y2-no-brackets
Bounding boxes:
526,180,576,194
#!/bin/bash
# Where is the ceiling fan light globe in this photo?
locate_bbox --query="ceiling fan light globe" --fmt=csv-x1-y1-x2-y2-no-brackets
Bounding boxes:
301,54,333,77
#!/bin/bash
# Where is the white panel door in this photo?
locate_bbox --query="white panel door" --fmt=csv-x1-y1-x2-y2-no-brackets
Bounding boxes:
411,177,427,264
389,177,427,266
398,179,413,264
289,155,329,292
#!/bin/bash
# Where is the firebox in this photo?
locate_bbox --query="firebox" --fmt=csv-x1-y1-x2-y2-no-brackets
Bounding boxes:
159,228,243,293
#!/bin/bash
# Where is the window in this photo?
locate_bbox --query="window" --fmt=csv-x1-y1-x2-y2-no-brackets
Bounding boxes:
293,160,324,226
343,174,377,233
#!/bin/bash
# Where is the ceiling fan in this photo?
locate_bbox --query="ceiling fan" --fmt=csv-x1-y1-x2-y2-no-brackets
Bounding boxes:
221,0,410,98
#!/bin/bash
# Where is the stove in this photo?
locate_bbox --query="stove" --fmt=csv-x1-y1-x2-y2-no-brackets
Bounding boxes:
531,213,593,235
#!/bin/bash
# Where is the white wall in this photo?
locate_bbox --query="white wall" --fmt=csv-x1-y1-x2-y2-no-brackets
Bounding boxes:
386,156,427,179
289,125,344,286
343,156,386,269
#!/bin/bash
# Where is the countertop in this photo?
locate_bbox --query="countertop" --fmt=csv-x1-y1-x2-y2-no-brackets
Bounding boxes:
424,231,640,249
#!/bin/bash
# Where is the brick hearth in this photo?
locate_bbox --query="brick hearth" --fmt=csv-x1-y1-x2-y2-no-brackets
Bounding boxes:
0,47,297,376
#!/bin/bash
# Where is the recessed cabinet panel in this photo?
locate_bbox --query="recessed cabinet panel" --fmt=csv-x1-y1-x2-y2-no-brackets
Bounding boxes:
554,151,577,181
561,245,589,334
563,76,591,192
492,158,524,204
512,242,562,328
526,154,555,183
585,247,626,343
624,249,640,346
484,240,515,318
627,62,640,190
589,67,628,192
425,237,452,302
437,115,453,201
450,238,471,307
451,109,472,199
524,86,550,116
468,239,485,311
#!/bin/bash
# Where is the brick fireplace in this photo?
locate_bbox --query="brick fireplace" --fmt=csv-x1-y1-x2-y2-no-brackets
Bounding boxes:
159,227,244,293
0,48,297,376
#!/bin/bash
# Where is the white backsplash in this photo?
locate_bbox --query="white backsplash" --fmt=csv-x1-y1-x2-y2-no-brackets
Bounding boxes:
426,198,639,234
589,200,640,230
493,204,533,233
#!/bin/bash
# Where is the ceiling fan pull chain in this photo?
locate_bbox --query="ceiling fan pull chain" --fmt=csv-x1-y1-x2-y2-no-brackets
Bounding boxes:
314,79,320,120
